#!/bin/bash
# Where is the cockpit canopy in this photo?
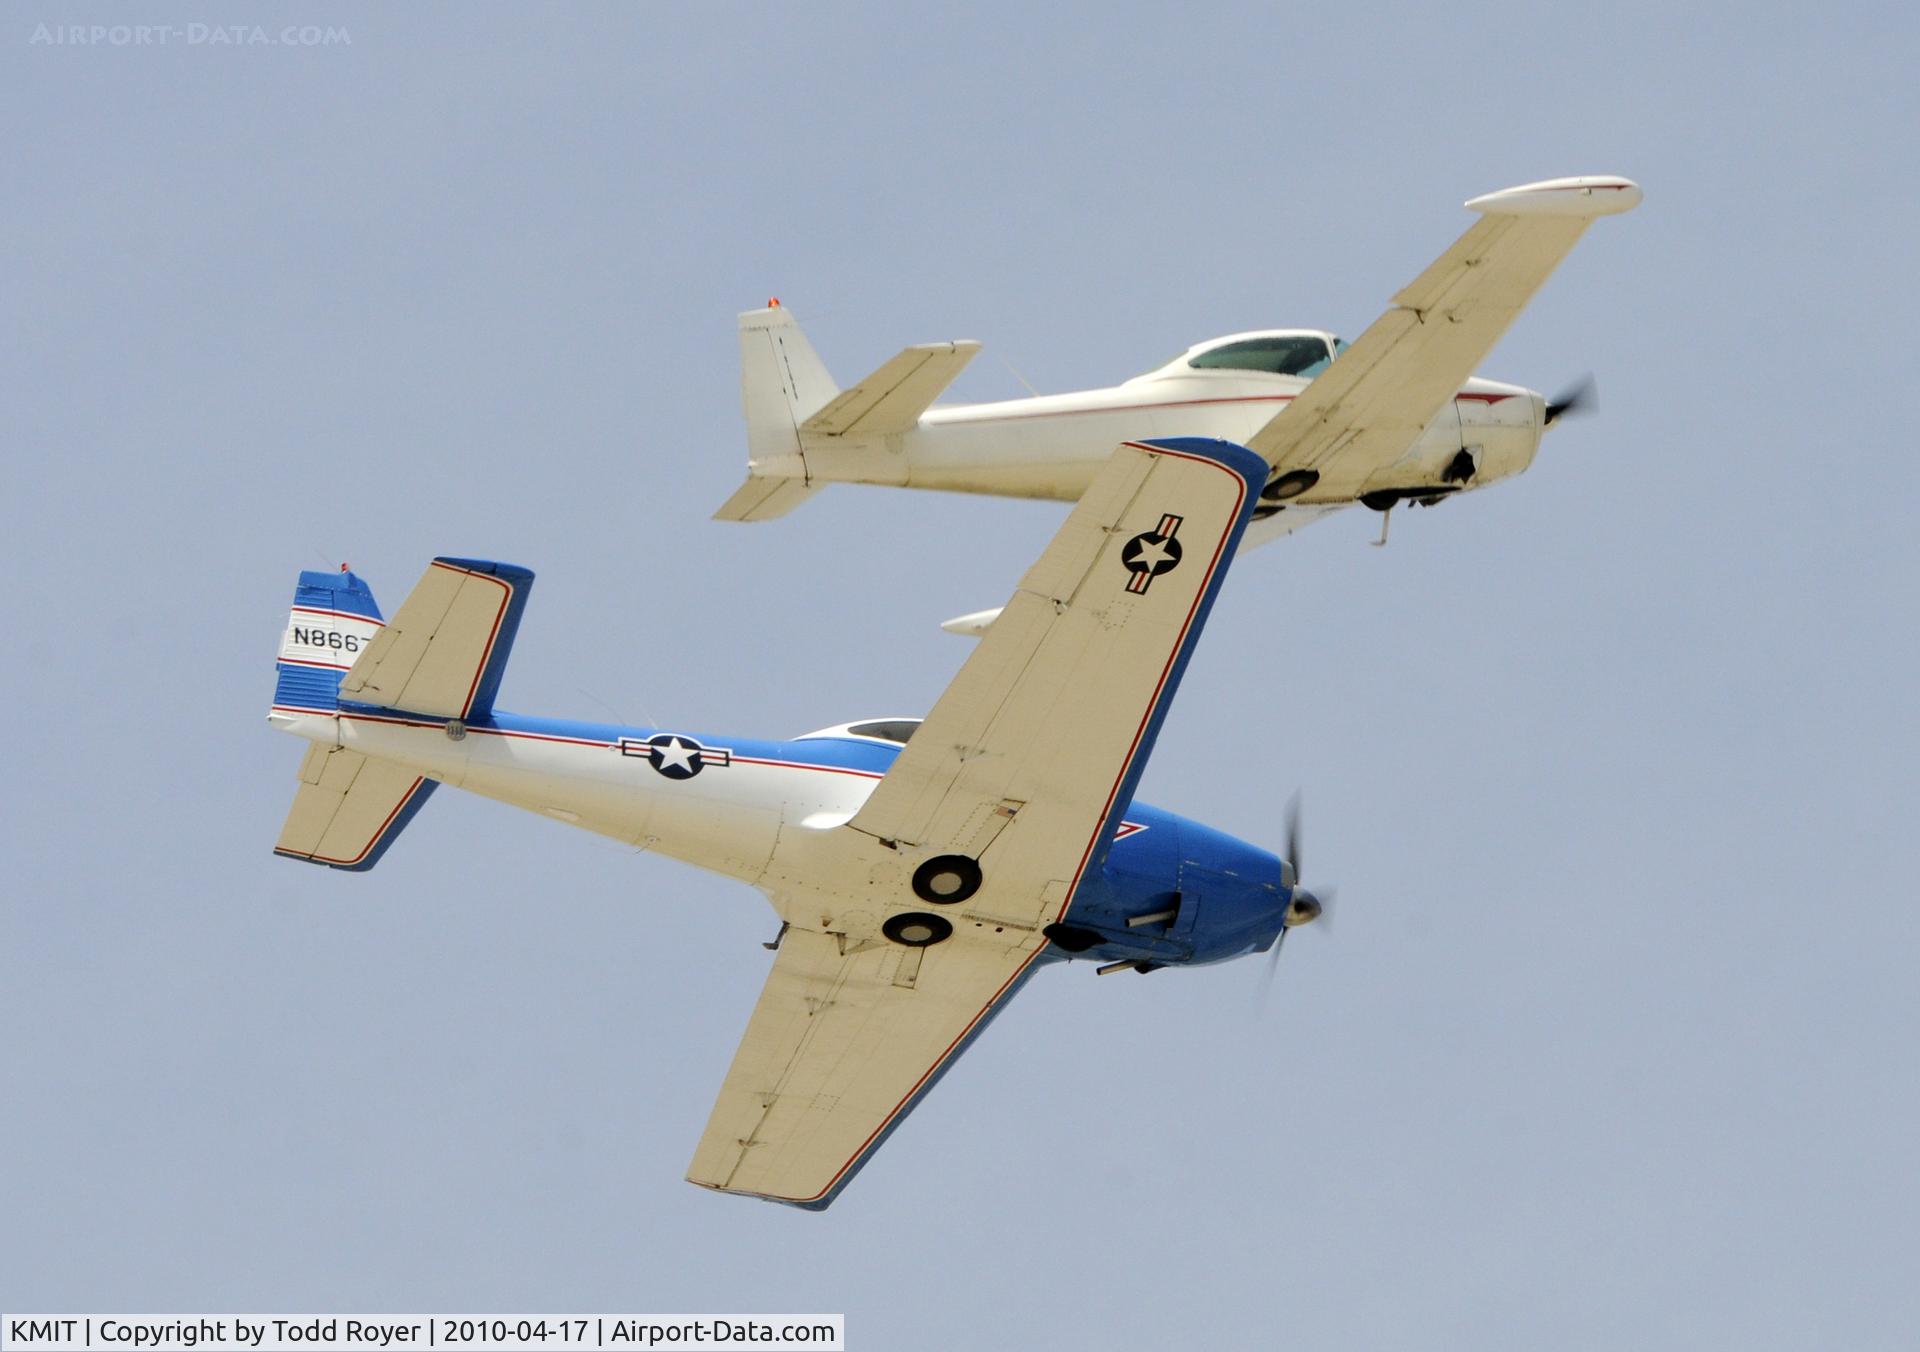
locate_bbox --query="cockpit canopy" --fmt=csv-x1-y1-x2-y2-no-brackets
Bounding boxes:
1132,329,1348,382
796,718,922,745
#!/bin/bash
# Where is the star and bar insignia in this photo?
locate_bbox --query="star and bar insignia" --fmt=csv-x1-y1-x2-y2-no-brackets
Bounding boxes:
620,733,734,780
1121,513,1185,594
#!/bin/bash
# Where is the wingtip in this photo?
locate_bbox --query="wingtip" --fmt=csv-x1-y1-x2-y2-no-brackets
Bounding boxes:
1466,175,1642,218
940,606,1002,638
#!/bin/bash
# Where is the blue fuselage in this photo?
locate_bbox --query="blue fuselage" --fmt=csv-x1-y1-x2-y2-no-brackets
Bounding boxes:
750,731,1289,970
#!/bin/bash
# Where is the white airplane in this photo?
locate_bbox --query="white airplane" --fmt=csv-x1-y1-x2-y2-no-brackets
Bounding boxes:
716,175,1641,567
270,435,1327,1208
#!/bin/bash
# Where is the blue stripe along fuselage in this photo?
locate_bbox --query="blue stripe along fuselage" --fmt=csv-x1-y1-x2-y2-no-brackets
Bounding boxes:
354,708,1289,969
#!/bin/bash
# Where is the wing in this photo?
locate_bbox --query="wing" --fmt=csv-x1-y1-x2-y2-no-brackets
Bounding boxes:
1245,175,1640,495
338,557,533,720
846,436,1265,902
689,436,1265,1208
687,925,1044,1209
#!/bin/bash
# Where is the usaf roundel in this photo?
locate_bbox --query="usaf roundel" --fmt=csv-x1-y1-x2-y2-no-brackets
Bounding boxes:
622,733,734,780
1121,513,1185,594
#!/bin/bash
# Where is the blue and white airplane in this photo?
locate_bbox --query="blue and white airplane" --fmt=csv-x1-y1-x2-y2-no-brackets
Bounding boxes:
268,436,1326,1209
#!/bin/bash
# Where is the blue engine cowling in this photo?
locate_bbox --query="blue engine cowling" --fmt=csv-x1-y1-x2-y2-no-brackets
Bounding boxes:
1053,802,1288,969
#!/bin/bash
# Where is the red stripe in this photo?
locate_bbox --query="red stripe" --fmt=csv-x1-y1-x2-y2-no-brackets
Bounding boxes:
427,562,514,719
478,725,611,749
289,605,384,626
954,393,1293,425
734,755,885,780
954,387,1517,424
303,776,426,865
326,711,894,776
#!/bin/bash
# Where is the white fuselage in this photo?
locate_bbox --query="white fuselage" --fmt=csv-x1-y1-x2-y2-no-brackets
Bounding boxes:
798,367,1544,505
272,706,891,900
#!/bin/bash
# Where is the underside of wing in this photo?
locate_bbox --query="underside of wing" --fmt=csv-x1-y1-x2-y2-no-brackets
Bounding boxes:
840,436,1265,928
1245,175,1640,496
687,924,1047,1209
694,437,1264,1208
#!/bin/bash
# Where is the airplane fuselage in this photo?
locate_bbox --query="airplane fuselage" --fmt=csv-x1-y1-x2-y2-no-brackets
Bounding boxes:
267,705,1287,969
806,369,1543,507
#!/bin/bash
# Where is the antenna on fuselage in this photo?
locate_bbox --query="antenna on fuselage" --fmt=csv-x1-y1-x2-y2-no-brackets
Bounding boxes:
1000,355,1039,398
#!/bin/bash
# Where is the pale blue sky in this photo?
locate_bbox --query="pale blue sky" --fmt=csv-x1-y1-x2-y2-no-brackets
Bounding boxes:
4,4,1917,1348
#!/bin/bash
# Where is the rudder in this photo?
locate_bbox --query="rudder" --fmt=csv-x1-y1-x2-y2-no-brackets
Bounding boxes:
717,303,837,521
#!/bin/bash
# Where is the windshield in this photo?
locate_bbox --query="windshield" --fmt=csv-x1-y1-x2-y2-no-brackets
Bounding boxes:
845,719,920,744
1189,335,1335,377
1295,337,1349,379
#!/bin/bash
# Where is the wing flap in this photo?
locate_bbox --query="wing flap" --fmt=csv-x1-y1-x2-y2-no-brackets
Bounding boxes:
687,925,1043,1208
800,341,981,437
338,558,531,720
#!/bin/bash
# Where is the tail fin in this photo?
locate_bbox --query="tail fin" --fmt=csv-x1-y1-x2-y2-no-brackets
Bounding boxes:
272,568,384,715
716,303,837,522
270,566,435,872
268,557,532,871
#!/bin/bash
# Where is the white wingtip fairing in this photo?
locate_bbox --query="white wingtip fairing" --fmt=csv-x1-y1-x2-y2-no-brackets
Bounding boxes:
940,607,1002,638
1465,175,1643,218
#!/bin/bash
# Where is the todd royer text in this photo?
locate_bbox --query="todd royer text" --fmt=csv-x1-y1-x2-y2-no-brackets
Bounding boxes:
4,1320,429,1350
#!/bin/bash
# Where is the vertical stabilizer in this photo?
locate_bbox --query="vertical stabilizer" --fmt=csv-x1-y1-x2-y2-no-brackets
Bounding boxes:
717,304,837,521
273,568,383,715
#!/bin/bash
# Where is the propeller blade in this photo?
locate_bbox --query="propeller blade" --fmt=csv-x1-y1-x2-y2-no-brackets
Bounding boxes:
1285,793,1303,883
1544,373,1598,426
1258,924,1287,1010
1314,884,1338,934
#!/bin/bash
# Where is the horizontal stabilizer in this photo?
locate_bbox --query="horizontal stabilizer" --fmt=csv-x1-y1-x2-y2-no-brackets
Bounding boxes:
800,341,980,438
274,743,436,871
712,472,822,523
339,558,532,721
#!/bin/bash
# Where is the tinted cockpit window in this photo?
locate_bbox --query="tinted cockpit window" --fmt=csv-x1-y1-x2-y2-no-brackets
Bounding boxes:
846,719,921,744
1188,335,1335,377
1295,337,1348,379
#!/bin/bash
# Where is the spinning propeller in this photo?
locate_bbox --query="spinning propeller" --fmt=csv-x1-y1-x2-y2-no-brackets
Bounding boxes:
1544,373,1599,427
1262,795,1337,1000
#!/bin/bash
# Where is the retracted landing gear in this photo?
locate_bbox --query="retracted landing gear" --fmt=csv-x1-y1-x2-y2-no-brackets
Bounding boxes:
1095,959,1163,976
883,912,954,947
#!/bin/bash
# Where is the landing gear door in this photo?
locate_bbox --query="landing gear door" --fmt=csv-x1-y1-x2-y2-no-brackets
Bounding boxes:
1359,397,1464,495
